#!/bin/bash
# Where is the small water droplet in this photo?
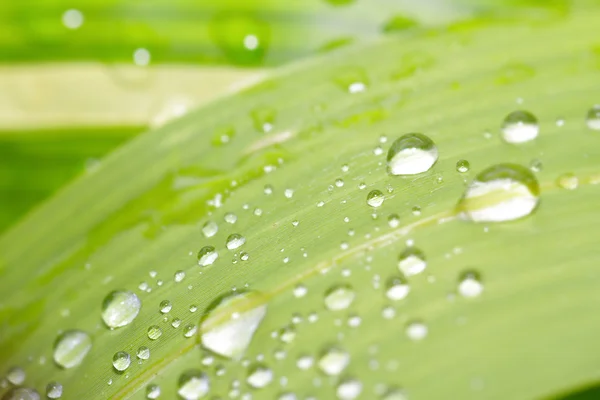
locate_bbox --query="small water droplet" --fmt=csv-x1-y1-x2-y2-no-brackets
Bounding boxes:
530,159,543,172
177,369,210,400
456,159,470,173
62,9,84,29
198,246,219,266
202,221,218,238
284,188,294,198
224,212,238,224
137,346,150,360
501,110,539,144
251,107,276,133
387,133,438,175
318,347,350,376
200,292,267,359
146,384,161,399
112,351,131,372
279,325,296,343
458,270,484,298
366,190,385,208
246,364,273,388
174,270,186,283
586,105,600,130
458,163,540,222
336,378,363,400
293,284,307,298
133,48,151,66
398,247,426,276
53,330,92,369
46,382,63,399
385,277,410,301
184,324,198,338
324,285,355,311
406,321,428,340
101,290,141,329
557,173,578,190
147,325,162,340
226,234,246,250
6,367,25,385
334,66,369,93
387,214,400,228
159,300,172,314
335,178,345,187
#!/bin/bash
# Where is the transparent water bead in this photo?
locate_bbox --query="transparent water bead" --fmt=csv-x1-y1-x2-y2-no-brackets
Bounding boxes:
200,292,267,359
500,110,539,144
46,382,63,399
3,388,40,400
101,290,141,328
456,159,470,173
246,364,273,388
398,247,427,276
458,271,484,298
202,221,218,238
586,105,600,130
366,190,385,208
137,346,150,360
336,378,363,400
387,133,438,175
385,277,410,301
198,246,218,266
406,321,428,340
159,300,172,314
458,163,540,222
324,284,355,311
226,233,246,250
53,330,92,369
318,347,350,376
6,367,25,385
146,384,161,399
147,325,162,340
178,370,210,400
557,173,578,190
112,351,131,372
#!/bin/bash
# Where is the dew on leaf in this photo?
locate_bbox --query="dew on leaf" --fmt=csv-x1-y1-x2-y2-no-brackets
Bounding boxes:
112,351,131,372
398,247,427,276
456,159,470,173
62,9,83,29
382,388,407,400
198,246,218,267
177,369,210,400
46,382,63,399
174,270,186,283
6,367,25,385
246,364,273,389
387,133,438,175
159,300,172,314
366,190,385,208
293,284,307,298
336,378,363,400
202,221,218,238
385,277,410,301
53,330,92,369
318,347,350,376
406,321,428,341
137,346,150,360
324,285,355,311
226,234,246,250
146,384,161,399
458,270,484,298
101,290,141,328
184,324,198,338
501,110,539,144
172,318,182,328
224,212,238,224
296,355,314,370
388,214,400,228
3,388,40,400
458,163,540,222
557,173,578,190
147,325,162,340
586,105,600,130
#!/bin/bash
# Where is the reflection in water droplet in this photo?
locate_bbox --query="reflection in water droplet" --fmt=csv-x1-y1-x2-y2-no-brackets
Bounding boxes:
586,105,600,130
336,378,363,400
177,370,210,400
246,364,273,388
101,290,141,328
224,212,238,224
324,285,355,311
557,173,578,190
6,367,25,385
386,277,410,301
501,110,539,144
112,351,131,372
387,133,438,175
53,330,92,369
458,271,484,298
226,234,246,250
456,159,470,173
398,247,426,276
146,384,161,399
184,324,198,338
458,163,540,222
147,325,162,340
200,292,267,359
159,300,172,314
366,190,385,208
198,246,218,267
406,321,428,340
137,346,150,360
46,382,63,399
202,221,218,238
318,347,350,376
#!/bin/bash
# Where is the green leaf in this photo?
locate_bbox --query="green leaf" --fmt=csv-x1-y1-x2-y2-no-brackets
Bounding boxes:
2,3,600,400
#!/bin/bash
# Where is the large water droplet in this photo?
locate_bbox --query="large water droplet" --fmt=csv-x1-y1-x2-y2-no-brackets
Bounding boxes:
46,382,63,399
458,163,540,222
366,190,385,208
197,246,218,267
246,364,273,388
226,234,246,250
200,292,267,359
324,285,355,311
456,159,470,173
501,110,539,144
112,351,131,372
101,290,141,328
398,247,426,276
318,347,350,376
53,330,92,369
137,346,150,360
586,105,600,130
336,378,363,399
177,370,210,400
458,270,484,298
387,133,438,175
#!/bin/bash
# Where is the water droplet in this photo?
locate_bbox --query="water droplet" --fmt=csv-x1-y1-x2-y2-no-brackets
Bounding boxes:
293,284,307,298
3,388,40,400
382,388,407,400
366,190,385,208
6,367,25,385
335,178,345,187
159,300,172,314
336,378,363,399
174,270,186,283
586,105,600,130
172,318,182,328
46,382,63,399
279,325,296,343
398,247,426,276
146,384,161,399
385,277,410,301
318,347,350,376
112,351,131,372
184,324,198,338
53,330,92,369
456,159,470,173
458,271,484,298
101,290,141,328
501,110,539,144
200,292,267,359
147,325,162,340
224,212,238,224
324,285,355,311
406,321,428,340
530,159,543,172
387,133,438,175
177,370,210,400
284,188,294,198
296,355,314,370
198,246,218,267
388,214,400,228
137,346,150,360
458,163,540,222
246,364,273,388
202,221,218,238
557,173,578,190
133,48,151,67
62,9,83,30
226,234,246,250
